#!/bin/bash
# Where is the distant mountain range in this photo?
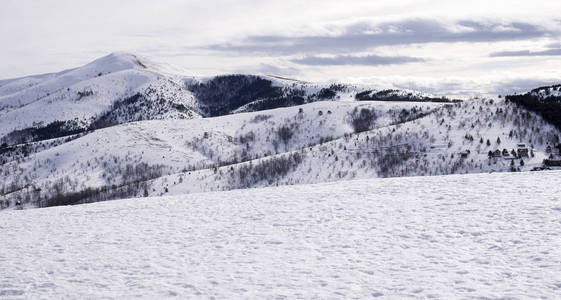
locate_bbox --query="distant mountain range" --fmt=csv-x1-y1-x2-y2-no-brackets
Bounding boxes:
0,53,559,210
0,52,458,146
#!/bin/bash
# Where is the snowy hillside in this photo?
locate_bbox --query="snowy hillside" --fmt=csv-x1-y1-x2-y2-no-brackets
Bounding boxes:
152,97,560,197
2,95,560,209
506,85,561,137
2,171,560,298
0,100,441,207
529,84,561,101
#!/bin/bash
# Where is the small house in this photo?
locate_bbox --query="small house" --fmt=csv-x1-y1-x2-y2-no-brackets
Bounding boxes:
459,150,471,159
517,143,529,158
492,149,502,158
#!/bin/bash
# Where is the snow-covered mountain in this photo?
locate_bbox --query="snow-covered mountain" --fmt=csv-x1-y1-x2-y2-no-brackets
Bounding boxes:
0,53,200,139
0,52,457,146
1,53,560,209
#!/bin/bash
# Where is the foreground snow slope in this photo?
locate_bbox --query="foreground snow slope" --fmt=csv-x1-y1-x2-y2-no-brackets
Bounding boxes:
1,171,560,299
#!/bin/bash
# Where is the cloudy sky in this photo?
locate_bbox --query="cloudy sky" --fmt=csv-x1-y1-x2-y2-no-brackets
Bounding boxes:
1,0,561,97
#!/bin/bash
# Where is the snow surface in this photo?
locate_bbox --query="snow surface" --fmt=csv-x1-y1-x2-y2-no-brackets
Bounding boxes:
1,171,561,299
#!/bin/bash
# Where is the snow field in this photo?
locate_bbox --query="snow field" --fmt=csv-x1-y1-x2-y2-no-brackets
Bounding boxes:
1,171,560,298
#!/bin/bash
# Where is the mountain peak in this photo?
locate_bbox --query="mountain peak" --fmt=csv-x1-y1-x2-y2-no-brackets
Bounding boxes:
85,52,149,74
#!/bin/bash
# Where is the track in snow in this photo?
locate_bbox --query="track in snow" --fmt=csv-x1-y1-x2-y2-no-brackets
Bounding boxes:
1,171,561,298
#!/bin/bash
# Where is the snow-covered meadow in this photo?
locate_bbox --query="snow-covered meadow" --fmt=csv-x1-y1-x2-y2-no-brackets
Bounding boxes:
1,171,560,299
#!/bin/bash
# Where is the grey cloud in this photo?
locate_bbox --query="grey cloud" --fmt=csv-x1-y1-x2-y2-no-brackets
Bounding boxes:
291,54,423,66
207,19,556,55
490,48,561,57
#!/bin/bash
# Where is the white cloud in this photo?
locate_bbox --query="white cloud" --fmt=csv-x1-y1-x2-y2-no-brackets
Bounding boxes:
1,0,561,96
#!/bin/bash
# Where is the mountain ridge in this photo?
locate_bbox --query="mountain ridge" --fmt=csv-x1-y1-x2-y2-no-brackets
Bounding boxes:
0,52,460,145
